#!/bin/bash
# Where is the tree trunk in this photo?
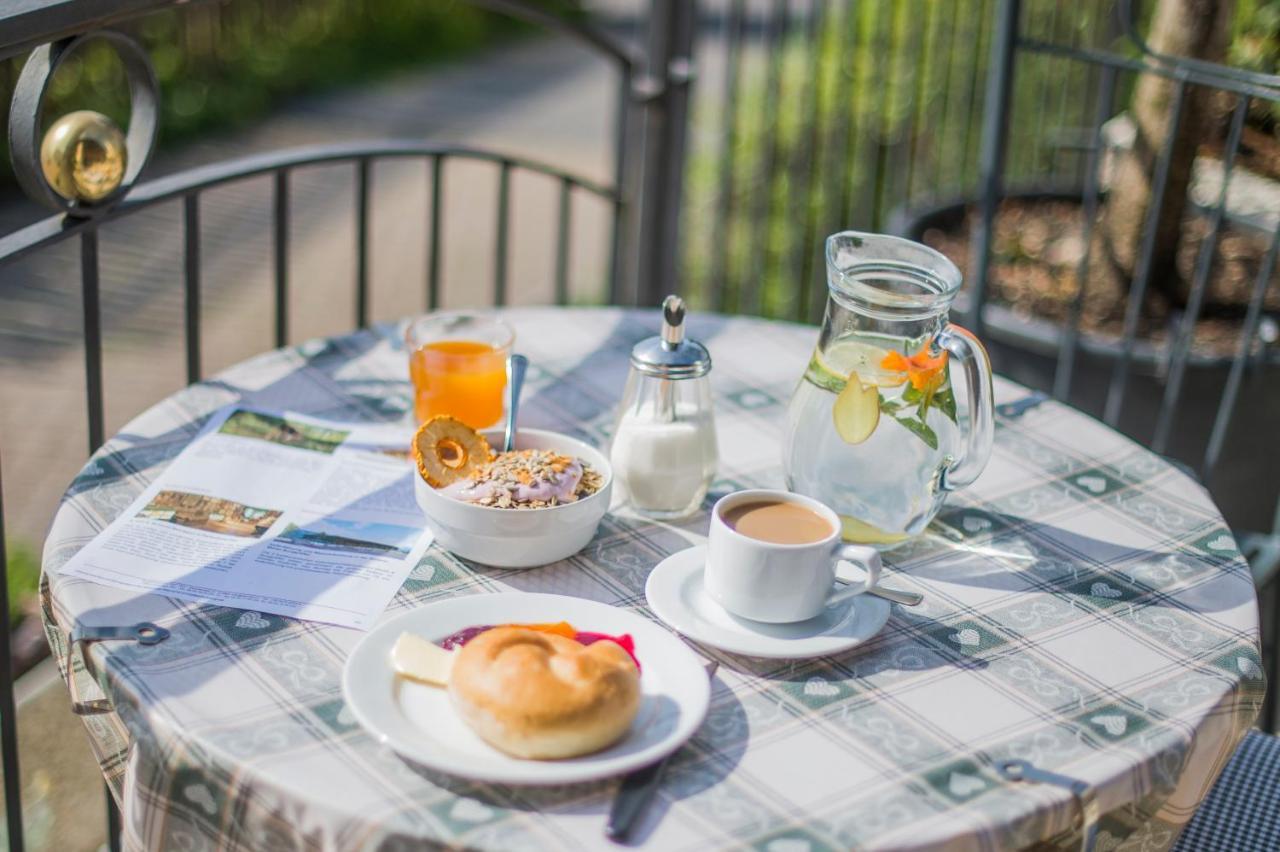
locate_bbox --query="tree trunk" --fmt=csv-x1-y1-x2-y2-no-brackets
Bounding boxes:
1100,0,1233,310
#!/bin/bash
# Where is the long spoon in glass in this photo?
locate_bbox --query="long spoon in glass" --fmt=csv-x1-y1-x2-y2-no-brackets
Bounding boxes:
503,354,529,452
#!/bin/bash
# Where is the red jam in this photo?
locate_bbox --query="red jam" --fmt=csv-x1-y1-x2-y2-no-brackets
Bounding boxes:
574,631,639,670
436,623,640,671
438,625,492,650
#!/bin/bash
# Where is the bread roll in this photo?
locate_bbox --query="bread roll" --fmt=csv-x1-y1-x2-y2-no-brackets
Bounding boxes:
448,626,641,759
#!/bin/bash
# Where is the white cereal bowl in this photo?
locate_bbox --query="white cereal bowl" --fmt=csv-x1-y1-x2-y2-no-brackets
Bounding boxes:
413,428,613,568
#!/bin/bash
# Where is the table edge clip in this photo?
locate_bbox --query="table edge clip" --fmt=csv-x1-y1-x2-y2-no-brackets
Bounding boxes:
996,759,1100,852
67,622,170,716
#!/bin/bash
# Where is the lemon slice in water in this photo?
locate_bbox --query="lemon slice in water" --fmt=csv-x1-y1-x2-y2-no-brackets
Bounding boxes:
832,377,880,444
817,339,901,388
840,514,910,546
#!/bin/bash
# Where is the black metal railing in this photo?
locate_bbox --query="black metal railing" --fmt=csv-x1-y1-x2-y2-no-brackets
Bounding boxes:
965,0,1280,726
0,140,623,383
678,0,1118,322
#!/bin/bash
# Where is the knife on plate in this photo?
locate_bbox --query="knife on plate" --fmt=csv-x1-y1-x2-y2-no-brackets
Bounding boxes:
605,659,719,842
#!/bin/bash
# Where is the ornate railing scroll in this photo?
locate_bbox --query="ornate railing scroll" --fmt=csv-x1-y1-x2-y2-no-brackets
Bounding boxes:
8,31,158,215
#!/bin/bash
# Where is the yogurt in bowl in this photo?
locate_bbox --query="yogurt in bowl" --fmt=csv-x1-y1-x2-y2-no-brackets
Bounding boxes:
439,447,604,509
413,427,612,568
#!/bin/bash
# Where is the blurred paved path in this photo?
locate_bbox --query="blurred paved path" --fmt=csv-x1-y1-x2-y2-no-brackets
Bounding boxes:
0,28,633,543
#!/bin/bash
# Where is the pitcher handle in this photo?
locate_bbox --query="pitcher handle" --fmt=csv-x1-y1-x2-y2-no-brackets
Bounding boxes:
936,324,994,492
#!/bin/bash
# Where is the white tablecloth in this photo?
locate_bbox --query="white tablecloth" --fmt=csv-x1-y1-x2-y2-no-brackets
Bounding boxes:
42,308,1262,851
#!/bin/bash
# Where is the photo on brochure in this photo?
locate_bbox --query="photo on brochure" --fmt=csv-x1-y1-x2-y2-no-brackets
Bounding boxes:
136,489,283,539
277,518,419,558
218,409,351,454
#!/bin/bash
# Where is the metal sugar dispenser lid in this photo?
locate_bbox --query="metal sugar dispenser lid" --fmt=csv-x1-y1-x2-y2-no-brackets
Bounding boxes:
629,296,711,379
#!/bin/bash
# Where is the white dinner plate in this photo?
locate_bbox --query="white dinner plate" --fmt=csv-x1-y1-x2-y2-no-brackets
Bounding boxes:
645,546,891,659
342,592,711,785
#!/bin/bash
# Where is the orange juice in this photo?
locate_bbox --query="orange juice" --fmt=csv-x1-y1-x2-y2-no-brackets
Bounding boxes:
409,340,507,428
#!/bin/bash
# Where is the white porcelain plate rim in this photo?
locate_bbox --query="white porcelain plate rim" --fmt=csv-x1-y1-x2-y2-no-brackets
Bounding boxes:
341,592,711,784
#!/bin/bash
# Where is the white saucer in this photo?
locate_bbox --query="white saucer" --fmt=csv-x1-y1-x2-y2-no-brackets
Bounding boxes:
645,546,892,659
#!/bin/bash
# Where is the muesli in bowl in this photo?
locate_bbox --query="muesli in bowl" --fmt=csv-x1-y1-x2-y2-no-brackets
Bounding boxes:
415,417,604,509
411,417,612,567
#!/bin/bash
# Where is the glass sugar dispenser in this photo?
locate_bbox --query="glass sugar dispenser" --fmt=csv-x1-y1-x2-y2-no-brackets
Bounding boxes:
610,296,718,520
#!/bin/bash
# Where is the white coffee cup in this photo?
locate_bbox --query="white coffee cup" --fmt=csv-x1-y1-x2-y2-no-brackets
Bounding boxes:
705,489,882,623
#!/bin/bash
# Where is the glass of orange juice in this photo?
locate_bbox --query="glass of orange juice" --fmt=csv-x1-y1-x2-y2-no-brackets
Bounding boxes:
405,312,514,428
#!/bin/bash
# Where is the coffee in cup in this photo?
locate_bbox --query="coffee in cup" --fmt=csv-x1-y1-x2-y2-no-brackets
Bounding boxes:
706,489,881,623
721,500,834,545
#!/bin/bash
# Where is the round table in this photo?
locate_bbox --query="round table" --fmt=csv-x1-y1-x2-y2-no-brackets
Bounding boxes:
42,307,1263,851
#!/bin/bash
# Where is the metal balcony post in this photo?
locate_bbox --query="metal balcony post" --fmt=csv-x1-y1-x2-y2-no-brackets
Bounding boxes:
634,0,696,308
967,0,1020,338
0,453,22,852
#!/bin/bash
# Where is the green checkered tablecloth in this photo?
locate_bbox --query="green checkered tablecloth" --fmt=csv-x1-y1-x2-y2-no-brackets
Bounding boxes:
41,308,1262,851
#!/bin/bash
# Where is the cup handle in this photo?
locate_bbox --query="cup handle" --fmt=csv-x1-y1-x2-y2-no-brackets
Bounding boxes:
825,544,882,607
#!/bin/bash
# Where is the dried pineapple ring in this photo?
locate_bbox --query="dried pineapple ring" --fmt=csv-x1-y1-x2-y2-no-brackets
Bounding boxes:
413,416,493,487
832,374,880,445
436,439,468,469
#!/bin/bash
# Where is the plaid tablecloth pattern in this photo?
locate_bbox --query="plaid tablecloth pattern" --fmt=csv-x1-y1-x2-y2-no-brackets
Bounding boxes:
41,308,1263,851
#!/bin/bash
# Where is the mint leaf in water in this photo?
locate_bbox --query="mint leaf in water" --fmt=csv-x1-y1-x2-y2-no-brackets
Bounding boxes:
879,396,908,415
934,387,958,423
894,415,938,450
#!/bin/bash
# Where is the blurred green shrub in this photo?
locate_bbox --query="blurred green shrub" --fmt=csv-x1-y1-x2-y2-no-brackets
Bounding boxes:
4,541,39,625
681,0,1276,324
1231,0,1280,126
682,0,1107,321
0,0,578,184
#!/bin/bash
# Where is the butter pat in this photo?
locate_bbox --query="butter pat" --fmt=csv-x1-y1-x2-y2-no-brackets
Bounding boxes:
391,632,456,686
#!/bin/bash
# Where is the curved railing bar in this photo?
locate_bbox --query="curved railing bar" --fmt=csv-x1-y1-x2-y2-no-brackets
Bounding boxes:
1017,38,1280,103
1118,0,1280,92
465,0,640,71
132,141,619,200
0,140,617,268
0,0,209,61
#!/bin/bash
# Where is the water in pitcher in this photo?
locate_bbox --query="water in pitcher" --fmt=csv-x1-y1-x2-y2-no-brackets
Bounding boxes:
785,332,963,546
783,231,995,547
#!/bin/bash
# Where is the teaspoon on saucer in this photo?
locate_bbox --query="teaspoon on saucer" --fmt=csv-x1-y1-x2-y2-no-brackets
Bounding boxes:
864,585,924,607
835,562,924,606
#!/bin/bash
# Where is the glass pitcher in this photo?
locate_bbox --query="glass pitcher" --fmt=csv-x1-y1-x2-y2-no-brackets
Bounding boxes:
783,232,994,547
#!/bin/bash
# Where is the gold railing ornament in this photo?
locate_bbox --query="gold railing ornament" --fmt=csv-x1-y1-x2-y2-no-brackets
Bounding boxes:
8,31,158,217
40,110,128,203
